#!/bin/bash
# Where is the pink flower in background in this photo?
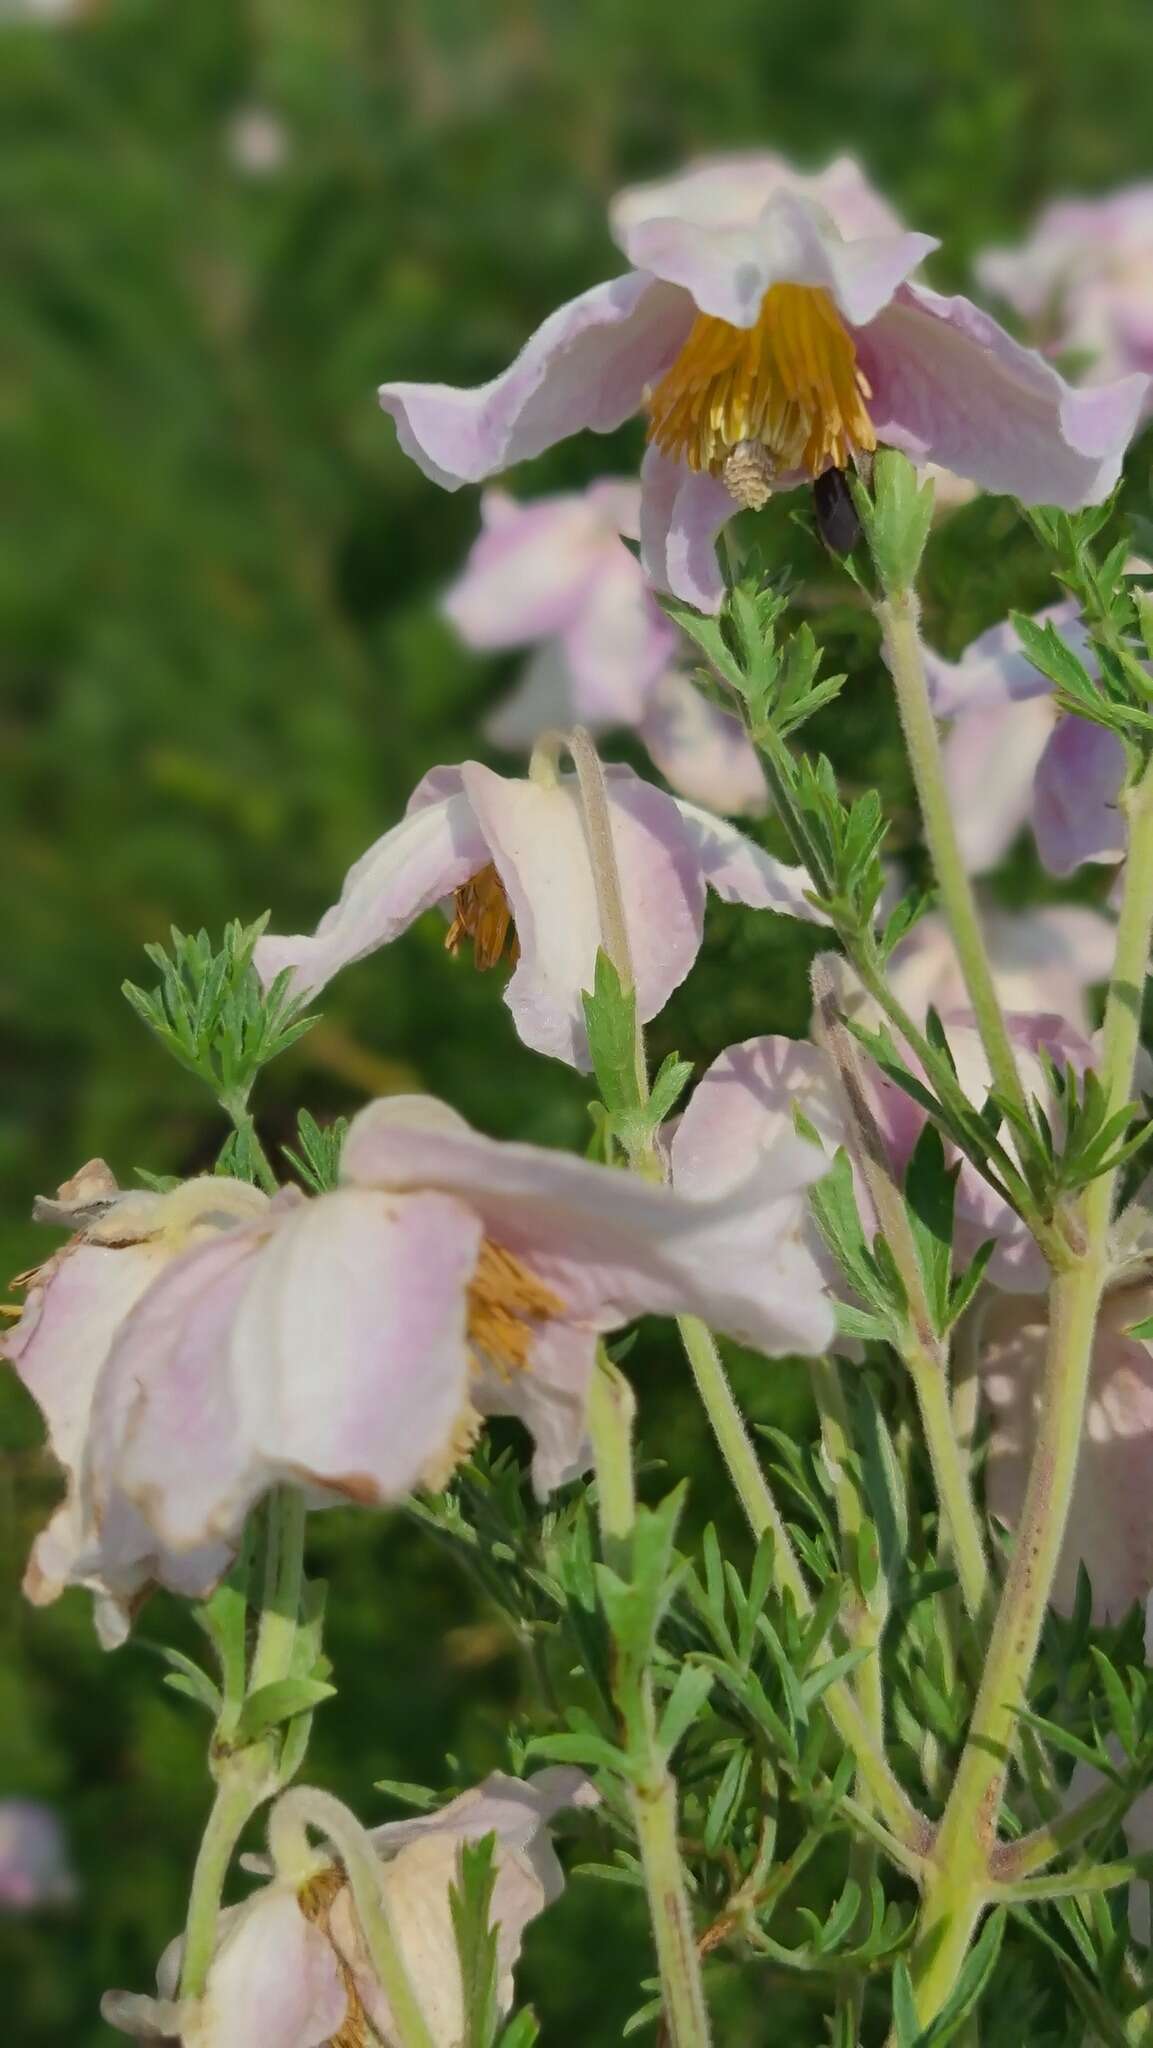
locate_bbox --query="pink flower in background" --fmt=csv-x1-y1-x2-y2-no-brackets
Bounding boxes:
889,903,1115,1036
447,483,767,814
8,1094,835,1596
104,1769,596,2045
924,605,1130,877
379,149,1147,610
254,758,820,1068
978,187,1153,397
981,1280,1153,1623
0,1800,76,1912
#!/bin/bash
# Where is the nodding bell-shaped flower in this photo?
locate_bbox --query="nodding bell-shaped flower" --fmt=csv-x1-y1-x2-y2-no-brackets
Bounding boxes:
7,1092,835,1620
888,902,1115,1037
923,603,1133,879
446,482,767,815
103,1768,598,2046
379,150,1147,611
253,756,821,1069
978,185,1153,398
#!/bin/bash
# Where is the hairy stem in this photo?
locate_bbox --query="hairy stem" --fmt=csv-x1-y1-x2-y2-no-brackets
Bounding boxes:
178,1747,274,2001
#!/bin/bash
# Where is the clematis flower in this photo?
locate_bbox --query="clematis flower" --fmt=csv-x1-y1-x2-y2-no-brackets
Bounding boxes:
981,1279,1153,1622
924,603,1130,877
448,482,767,814
379,150,1147,611
0,1800,76,1911
253,757,820,1068
888,903,1115,1036
103,1768,596,2045
2,1163,269,1646
8,1093,835,1602
978,187,1153,397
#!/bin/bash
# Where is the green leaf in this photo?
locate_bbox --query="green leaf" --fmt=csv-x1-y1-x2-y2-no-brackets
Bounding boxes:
851,449,935,593
656,1665,714,1761
232,1676,336,1745
904,1123,957,1335
581,951,643,1123
451,1834,502,2048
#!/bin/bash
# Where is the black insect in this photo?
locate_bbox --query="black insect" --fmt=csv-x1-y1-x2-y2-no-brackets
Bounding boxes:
813,466,862,556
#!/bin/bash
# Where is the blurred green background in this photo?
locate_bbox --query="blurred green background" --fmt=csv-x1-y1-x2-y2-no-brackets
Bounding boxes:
3,0,1152,2039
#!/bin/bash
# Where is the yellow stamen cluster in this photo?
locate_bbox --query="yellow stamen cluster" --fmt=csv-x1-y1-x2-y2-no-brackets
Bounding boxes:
647,283,876,506
445,862,518,972
297,1867,372,2047
466,1238,563,1377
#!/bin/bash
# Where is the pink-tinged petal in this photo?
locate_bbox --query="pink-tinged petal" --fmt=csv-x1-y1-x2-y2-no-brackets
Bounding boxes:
200,1889,347,2048
471,1316,597,1495
890,904,1114,1035
560,555,677,726
982,1294,1153,1621
671,1037,843,1198
614,183,934,330
672,797,825,922
939,693,1055,874
639,670,768,815
1033,715,1128,876
639,443,736,611
5,1242,165,1474
230,1187,482,1506
459,761,706,1067
342,1095,835,1359
612,153,908,251
442,490,605,649
368,1767,597,1861
924,604,1085,716
378,275,691,487
90,1229,268,1551
253,793,489,1002
857,282,1150,508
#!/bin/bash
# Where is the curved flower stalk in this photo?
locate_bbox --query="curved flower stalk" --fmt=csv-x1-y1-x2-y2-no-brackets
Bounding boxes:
379,149,1146,610
5,1092,834,1617
103,1768,596,2045
253,757,820,1068
447,482,767,814
0,1801,76,1911
925,604,1132,877
978,186,1153,395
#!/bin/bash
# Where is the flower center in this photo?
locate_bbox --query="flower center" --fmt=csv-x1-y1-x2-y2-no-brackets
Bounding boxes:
466,1238,564,1376
444,863,519,972
646,283,877,507
297,1868,375,2047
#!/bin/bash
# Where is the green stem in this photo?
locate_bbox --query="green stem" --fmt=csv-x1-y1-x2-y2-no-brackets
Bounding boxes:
249,1486,307,1694
677,1316,925,1854
268,1789,438,2048
222,1096,280,1197
903,1335,990,1623
877,591,1031,1134
178,1747,274,2001
586,1343,713,2048
905,756,1153,2026
995,1782,1138,1883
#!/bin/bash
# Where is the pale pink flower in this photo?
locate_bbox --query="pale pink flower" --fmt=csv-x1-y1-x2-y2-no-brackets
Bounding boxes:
379,150,1147,611
0,1800,76,1911
888,903,1115,1037
225,106,290,178
925,604,1129,877
978,187,1153,398
449,483,766,814
104,1768,596,2045
3,1164,269,1647
981,1281,1153,1623
253,758,820,1068
8,1094,835,1608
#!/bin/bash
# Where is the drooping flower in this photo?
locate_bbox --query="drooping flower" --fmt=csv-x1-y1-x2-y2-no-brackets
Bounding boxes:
981,1279,1153,1623
253,757,820,1068
0,1801,76,1912
448,483,767,814
924,603,1130,877
103,1768,597,2046
8,1093,835,1606
2,1164,269,1646
379,150,1147,611
888,902,1115,1036
978,187,1153,397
